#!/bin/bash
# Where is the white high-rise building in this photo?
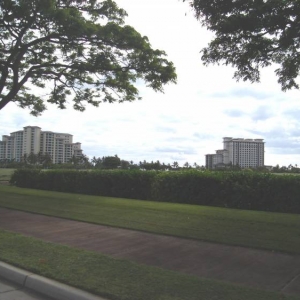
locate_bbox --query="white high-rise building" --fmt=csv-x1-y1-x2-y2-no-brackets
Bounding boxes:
206,137,265,169
0,126,84,163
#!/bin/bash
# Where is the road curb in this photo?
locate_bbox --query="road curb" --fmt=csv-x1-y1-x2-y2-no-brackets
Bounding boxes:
0,261,107,300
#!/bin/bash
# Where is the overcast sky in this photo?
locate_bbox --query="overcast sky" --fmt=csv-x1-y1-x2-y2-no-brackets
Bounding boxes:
1,0,300,167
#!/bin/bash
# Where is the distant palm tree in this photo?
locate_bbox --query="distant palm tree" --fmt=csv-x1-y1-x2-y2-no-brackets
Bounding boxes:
183,162,191,169
172,161,179,169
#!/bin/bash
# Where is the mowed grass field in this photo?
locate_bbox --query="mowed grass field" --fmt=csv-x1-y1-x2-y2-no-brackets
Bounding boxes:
0,185,299,255
0,168,15,181
1,184,300,300
1,229,299,300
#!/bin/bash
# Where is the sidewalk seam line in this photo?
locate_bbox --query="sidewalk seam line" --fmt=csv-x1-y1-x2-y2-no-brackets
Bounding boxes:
280,272,300,292
22,274,29,287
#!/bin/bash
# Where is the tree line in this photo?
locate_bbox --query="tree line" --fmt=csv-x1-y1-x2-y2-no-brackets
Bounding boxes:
1,152,300,173
0,152,206,171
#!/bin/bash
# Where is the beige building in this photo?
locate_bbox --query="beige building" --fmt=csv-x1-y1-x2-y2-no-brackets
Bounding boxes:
206,137,265,169
0,126,83,163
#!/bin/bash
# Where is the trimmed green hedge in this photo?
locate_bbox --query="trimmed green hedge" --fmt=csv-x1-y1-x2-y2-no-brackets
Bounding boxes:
152,171,300,212
10,169,155,200
10,169,300,213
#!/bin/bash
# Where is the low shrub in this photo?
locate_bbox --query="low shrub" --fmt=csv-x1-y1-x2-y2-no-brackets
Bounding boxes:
10,169,300,213
10,169,155,200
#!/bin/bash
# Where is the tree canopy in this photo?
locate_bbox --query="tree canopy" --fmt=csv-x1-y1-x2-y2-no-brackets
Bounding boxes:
186,0,300,90
0,0,176,115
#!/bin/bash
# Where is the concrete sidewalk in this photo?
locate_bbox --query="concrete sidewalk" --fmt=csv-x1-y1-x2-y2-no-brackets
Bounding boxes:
0,262,106,300
0,273,53,300
0,207,300,298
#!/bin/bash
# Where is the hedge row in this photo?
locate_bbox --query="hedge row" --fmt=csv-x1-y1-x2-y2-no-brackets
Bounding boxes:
10,169,300,213
10,169,156,200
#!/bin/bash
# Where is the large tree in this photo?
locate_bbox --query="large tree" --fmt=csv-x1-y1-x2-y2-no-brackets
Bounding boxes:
0,0,176,115
186,0,300,90
102,155,120,169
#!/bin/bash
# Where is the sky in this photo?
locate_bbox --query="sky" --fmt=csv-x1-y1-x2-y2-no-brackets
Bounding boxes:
1,0,300,167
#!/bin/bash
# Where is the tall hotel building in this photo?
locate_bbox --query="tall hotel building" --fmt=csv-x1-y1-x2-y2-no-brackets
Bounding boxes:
206,137,264,169
0,126,83,163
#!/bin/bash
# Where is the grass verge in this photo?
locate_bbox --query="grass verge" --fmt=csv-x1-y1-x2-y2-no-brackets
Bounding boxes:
0,229,299,300
0,185,300,254
0,168,15,181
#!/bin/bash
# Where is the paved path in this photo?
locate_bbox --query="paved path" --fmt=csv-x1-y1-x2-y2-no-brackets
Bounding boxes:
0,207,300,297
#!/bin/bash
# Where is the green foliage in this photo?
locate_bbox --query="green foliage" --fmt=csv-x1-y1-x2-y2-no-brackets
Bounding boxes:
10,169,300,213
152,171,300,213
0,0,176,114
187,0,300,90
23,152,53,167
10,169,42,188
10,169,156,199
102,155,121,169
272,164,300,173
151,170,221,205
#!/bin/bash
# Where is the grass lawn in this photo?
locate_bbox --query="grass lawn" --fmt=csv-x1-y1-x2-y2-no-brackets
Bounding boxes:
0,185,300,254
0,168,15,181
0,229,299,300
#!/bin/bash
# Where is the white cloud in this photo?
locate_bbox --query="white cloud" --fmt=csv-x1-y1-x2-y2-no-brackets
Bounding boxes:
1,0,300,167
